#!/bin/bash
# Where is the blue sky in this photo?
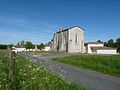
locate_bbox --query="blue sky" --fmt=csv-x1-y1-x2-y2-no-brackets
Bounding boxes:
0,0,120,44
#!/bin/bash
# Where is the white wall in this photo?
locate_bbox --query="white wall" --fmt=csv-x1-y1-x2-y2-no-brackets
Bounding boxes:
68,27,84,53
97,50,117,54
44,46,51,51
87,44,104,53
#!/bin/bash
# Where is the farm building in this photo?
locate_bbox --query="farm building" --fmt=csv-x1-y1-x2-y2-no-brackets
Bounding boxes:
85,42,117,54
52,26,85,53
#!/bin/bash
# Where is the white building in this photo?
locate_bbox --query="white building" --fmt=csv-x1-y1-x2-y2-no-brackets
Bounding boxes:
42,45,51,51
85,42,117,54
52,26,84,53
12,45,26,53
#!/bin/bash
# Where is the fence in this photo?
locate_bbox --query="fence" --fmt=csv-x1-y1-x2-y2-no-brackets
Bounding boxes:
8,47,15,82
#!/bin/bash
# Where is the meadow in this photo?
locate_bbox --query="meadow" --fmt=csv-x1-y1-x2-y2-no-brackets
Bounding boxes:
52,55,120,78
0,50,86,90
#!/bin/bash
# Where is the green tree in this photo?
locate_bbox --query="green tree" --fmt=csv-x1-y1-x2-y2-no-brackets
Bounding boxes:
116,38,120,48
97,40,103,43
0,44,8,49
104,41,108,46
17,42,20,45
25,41,35,50
116,38,120,53
107,39,114,48
21,40,25,45
37,43,45,50
17,41,25,45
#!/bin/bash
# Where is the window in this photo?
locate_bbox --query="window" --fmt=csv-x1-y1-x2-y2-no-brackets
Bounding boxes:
75,35,77,43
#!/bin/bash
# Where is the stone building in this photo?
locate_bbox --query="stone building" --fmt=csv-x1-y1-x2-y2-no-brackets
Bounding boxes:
52,26,84,53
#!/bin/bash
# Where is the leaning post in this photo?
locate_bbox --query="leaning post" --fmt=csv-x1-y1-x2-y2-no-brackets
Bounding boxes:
8,46,15,82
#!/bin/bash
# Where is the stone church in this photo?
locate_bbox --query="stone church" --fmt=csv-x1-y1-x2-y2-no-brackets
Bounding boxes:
51,26,84,53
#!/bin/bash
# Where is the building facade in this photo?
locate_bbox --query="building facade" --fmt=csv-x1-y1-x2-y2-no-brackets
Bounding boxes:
52,26,84,53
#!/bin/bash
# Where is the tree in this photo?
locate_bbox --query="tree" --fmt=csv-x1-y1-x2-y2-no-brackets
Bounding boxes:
107,39,114,48
97,40,103,43
17,42,20,45
104,41,108,46
117,48,120,53
25,41,35,50
0,44,8,49
116,38,120,53
37,43,45,50
17,41,25,45
116,38,120,48
21,40,25,45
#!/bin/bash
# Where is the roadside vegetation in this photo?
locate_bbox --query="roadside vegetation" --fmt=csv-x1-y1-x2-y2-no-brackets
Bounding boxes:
52,55,120,78
0,50,86,90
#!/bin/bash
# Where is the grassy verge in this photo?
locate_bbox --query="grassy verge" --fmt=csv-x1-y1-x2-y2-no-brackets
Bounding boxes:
52,55,120,78
0,50,86,90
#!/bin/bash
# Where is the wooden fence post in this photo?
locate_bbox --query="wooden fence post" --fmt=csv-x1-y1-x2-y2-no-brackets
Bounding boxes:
8,47,15,82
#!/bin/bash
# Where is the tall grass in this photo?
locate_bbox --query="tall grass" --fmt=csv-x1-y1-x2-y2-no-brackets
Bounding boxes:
0,50,86,90
52,55,120,78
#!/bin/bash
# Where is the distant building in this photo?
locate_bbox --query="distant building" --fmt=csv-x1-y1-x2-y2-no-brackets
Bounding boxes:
45,45,51,51
52,26,84,53
42,45,51,51
12,45,26,53
85,42,118,54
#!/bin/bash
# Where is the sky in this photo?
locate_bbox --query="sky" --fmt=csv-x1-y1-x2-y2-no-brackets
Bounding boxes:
0,0,120,44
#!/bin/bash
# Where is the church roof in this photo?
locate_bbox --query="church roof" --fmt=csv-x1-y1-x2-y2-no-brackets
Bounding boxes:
57,26,84,33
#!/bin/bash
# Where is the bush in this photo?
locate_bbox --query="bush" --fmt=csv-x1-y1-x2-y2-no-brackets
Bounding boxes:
0,44,7,49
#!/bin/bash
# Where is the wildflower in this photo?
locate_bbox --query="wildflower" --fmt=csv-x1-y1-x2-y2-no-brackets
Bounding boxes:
29,59,32,62
31,77,36,80
58,66,61,69
23,73,27,76
20,69,22,72
61,69,64,72
15,60,18,63
42,77,44,80
36,67,40,71
45,77,48,80
53,65,55,67
28,65,32,68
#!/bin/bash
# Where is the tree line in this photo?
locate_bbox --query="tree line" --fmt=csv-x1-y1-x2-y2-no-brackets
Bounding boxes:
0,41,45,50
17,41,45,50
0,44,8,49
0,38,120,53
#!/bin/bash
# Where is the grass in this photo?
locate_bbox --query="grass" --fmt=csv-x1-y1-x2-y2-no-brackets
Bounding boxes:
52,55,120,78
0,50,86,90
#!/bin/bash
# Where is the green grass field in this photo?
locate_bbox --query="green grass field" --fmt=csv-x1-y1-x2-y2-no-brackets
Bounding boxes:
52,55,120,78
0,50,86,90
